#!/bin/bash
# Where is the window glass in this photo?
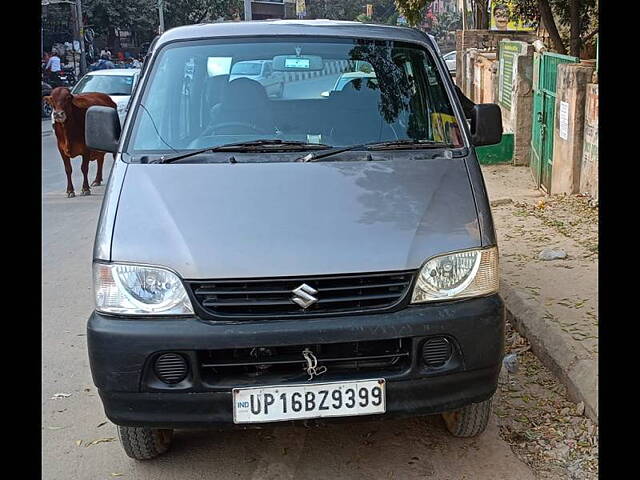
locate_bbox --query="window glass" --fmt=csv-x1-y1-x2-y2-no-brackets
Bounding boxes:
128,38,463,154
74,75,134,95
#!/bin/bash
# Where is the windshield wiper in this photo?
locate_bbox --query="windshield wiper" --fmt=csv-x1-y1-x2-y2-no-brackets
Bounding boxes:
155,139,332,164
296,139,455,163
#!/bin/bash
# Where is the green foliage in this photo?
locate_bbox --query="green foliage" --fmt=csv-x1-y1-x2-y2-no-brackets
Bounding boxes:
508,0,598,37
431,10,461,40
83,0,156,36
394,0,434,26
306,0,398,23
164,0,242,29
307,0,364,21
83,0,242,44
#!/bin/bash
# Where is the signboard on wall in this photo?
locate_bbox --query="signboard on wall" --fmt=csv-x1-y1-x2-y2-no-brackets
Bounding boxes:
498,41,527,111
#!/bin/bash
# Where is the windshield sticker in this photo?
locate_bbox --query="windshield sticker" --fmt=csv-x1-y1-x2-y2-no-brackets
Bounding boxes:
285,58,310,69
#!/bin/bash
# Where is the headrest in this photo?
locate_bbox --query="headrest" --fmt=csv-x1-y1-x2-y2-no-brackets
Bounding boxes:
222,78,268,108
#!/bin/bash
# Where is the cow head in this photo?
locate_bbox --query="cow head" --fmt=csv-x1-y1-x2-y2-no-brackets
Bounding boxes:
45,87,94,124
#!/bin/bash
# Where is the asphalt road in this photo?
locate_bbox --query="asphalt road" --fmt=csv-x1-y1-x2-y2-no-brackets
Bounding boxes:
41,118,535,479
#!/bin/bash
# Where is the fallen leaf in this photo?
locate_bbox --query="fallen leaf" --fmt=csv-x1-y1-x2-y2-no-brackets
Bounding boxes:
111,474,124,477
85,437,116,447
51,393,71,399
76,440,82,447
97,422,107,428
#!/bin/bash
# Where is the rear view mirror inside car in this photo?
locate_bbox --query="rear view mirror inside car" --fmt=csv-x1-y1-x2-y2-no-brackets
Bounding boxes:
273,55,324,71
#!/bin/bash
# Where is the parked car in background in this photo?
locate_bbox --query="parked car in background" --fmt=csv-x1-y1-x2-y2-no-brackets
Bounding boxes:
442,50,456,76
229,60,285,98
321,71,378,97
71,68,140,123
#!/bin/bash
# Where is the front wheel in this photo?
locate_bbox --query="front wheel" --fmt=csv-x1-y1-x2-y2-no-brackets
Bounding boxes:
117,425,173,460
42,98,52,118
441,396,492,438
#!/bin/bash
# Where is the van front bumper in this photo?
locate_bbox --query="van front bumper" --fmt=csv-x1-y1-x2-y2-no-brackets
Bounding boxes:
87,294,505,429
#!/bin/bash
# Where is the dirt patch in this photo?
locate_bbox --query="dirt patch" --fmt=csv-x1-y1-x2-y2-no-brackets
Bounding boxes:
495,323,598,479
483,164,598,357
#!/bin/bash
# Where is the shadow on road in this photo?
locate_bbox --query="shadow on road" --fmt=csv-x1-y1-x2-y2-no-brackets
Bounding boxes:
128,415,531,479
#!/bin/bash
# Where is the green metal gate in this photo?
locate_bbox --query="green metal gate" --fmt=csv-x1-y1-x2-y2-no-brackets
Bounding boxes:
530,52,579,191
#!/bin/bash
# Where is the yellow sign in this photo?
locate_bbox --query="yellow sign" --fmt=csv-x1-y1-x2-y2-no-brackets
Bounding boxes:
431,113,462,146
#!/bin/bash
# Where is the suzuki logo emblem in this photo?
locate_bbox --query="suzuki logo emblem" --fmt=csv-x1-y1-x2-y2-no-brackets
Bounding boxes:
291,283,318,309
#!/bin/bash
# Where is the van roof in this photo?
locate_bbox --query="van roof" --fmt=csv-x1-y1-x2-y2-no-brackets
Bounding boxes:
153,19,436,52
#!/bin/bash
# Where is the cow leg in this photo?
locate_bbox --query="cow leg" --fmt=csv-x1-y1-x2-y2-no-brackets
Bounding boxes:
91,156,104,186
62,154,75,198
80,154,91,195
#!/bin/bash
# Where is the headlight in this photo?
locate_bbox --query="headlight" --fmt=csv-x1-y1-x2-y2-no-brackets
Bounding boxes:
411,247,498,303
93,263,194,315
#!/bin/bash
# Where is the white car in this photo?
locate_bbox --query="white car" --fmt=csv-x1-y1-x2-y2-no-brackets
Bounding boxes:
442,51,456,75
321,71,378,97
229,60,285,98
71,68,141,123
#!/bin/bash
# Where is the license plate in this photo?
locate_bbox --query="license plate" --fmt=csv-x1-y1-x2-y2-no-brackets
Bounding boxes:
233,379,386,424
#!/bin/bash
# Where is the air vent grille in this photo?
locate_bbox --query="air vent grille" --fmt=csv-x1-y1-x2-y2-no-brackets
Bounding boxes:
154,353,188,384
422,337,452,367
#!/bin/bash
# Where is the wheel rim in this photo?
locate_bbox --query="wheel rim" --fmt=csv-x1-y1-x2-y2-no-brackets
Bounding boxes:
42,100,52,117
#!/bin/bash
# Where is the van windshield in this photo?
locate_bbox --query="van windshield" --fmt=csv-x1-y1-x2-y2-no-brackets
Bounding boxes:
127,37,463,156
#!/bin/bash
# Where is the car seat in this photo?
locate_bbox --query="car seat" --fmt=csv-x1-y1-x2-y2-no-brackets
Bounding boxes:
208,77,277,135
328,80,386,145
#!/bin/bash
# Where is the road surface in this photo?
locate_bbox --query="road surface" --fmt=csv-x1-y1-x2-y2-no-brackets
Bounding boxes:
41,119,535,479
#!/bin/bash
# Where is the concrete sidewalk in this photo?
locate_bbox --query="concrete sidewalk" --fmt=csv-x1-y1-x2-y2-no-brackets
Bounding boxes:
482,165,598,424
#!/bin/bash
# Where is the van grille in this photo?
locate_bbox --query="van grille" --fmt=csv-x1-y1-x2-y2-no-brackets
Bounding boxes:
188,270,414,320
198,338,411,384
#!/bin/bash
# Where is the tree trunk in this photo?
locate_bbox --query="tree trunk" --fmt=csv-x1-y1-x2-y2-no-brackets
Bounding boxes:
538,0,566,54
569,0,581,57
476,0,489,30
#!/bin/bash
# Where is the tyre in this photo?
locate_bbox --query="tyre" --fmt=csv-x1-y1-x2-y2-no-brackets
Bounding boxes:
42,98,52,118
117,425,173,460
441,397,492,438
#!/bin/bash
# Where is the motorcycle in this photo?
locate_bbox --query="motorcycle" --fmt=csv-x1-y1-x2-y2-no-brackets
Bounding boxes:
45,66,77,88
42,81,53,118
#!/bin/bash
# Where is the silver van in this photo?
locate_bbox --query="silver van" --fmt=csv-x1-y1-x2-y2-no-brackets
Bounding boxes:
86,20,504,460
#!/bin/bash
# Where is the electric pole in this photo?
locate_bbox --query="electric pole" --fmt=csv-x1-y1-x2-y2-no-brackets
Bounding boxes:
158,0,165,34
244,0,252,21
75,0,87,76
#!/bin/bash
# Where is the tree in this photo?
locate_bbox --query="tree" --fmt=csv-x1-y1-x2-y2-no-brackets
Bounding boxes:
164,0,242,29
307,0,364,21
474,0,489,29
83,0,157,49
509,0,598,56
83,0,242,50
394,0,434,27
432,10,462,42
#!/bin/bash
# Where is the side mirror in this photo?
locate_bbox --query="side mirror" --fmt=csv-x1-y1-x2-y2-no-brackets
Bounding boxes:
85,105,121,153
470,104,503,146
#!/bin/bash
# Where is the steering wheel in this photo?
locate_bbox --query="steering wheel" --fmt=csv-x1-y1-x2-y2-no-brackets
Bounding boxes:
204,122,270,136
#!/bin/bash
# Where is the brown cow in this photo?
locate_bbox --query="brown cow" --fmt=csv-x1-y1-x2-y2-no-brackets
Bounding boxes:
44,87,117,197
